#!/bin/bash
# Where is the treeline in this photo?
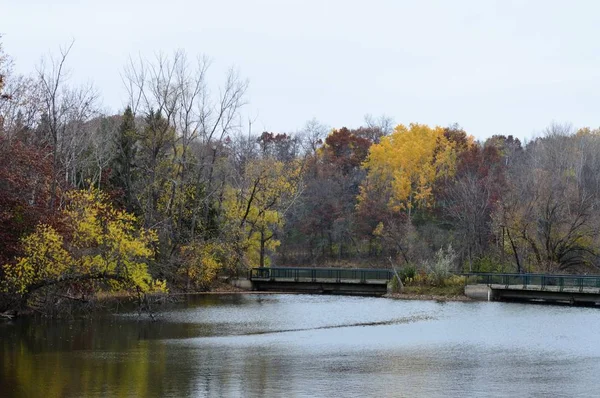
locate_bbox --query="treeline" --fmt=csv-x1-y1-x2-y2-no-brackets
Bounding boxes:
2,41,600,312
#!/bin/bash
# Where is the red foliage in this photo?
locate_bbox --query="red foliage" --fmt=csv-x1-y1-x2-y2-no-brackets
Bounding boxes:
257,132,298,161
454,143,506,208
0,136,57,264
443,124,470,152
322,127,371,175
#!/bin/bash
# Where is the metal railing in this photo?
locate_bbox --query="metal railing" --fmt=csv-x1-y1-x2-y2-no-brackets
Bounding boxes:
250,267,393,283
464,272,600,293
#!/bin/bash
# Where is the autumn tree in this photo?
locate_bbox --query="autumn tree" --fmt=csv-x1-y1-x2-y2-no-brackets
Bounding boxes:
2,189,165,311
494,126,600,273
223,158,302,268
278,126,376,262
257,132,301,162
0,136,54,266
36,41,99,208
354,123,466,267
442,142,505,269
359,123,459,219
0,38,41,142
122,50,247,266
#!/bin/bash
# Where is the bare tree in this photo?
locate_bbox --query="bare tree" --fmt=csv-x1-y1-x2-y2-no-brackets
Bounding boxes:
364,114,394,141
299,118,328,156
36,41,99,208
496,130,600,273
122,50,248,257
0,40,41,142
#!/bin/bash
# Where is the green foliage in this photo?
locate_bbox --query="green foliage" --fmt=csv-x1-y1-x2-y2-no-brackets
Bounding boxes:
398,265,416,283
389,275,402,293
110,106,138,213
402,271,465,296
468,255,512,273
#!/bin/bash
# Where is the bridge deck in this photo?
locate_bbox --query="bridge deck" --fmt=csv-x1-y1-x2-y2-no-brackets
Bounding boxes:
488,284,600,294
251,276,390,284
465,273,600,305
466,273,600,292
250,267,393,284
249,267,393,295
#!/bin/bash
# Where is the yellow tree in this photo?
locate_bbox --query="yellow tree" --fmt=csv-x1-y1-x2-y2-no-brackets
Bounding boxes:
223,158,302,268
177,158,301,288
359,123,458,218
3,189,165,301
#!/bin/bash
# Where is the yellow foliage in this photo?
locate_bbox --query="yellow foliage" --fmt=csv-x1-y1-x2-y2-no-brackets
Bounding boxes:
359,123,458,214
221,158,301,268
3,188,166,295
4,224,74,294
179,241,231,289
372,222,384,237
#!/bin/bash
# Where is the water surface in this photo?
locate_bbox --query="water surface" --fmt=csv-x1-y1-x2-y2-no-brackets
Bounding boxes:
1,294,598,397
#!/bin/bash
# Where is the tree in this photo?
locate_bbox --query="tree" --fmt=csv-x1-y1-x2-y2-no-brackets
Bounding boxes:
2,189,165,305
36,41,99,209
280,127,373,262
0,38,41,142
122,50,247,263
0,38,8,101
299,118,327,157
442,143,505,268
0,136,54,266
359,123,459,218
222,158,302,268
110,107,138,212
257,132,300,162
494,128,600,272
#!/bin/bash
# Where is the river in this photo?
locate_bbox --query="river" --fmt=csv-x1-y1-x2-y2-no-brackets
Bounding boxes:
1,294,599,397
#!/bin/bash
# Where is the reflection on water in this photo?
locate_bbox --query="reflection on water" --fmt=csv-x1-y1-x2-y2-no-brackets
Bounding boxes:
2,294,600,397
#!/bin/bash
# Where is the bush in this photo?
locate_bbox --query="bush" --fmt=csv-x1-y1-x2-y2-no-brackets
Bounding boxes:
389,275,402,293
468,255,512,273
399,265,416,283
426,244,457,286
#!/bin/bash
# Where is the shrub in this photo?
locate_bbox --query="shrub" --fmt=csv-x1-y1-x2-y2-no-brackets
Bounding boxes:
426,244,457,286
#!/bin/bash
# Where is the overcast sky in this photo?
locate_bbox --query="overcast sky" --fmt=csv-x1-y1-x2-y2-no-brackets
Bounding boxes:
3,0,600,140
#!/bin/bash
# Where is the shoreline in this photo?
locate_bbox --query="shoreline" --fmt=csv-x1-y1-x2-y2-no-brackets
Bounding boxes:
174,281,473,302
173,285,472,302
384,292,472,302
1,285,471,320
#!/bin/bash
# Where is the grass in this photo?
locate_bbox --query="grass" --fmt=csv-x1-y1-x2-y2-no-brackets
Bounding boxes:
402,283,465,297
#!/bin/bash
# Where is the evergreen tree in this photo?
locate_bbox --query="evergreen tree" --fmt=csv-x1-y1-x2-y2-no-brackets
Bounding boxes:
111,107,138,213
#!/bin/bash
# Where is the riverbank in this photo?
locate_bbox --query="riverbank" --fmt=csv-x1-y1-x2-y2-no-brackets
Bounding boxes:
384,291,472,302
0,281,471,320
210,280,473,301
172,290,471,301
195,281,473,302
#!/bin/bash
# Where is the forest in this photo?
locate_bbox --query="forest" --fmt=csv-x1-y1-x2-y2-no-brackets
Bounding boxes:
2,40,600,313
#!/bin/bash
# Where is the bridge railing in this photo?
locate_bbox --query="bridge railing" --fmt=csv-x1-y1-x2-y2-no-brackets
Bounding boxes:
250,267,393,283
464,273,600,292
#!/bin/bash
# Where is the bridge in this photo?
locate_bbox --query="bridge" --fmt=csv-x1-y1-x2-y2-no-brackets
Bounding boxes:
244,268,600,304
249,267,393,296
464,273,600,306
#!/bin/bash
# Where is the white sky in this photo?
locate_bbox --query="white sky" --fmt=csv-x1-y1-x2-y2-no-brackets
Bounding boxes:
3,0,600,140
